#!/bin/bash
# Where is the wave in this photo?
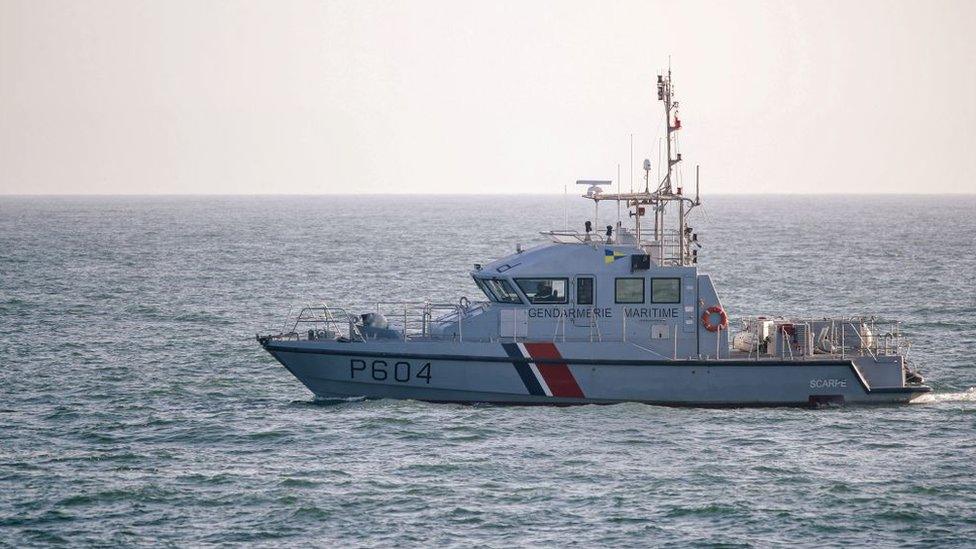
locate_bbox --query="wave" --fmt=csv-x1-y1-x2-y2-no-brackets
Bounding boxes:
913,387,976,404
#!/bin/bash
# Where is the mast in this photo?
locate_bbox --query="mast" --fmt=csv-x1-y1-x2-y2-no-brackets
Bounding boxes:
575,68,700,267
657,68,681,193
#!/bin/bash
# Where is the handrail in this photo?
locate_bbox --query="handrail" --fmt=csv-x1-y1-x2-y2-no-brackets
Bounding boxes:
734,315,904,360
286,304,365,342
269,300,484,343
267,304,907,360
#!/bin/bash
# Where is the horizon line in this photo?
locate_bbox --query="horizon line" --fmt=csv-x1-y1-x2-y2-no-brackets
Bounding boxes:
1,191,975,198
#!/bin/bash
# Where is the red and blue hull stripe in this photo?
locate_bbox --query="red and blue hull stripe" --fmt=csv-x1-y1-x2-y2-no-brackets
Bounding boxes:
501,342,585,398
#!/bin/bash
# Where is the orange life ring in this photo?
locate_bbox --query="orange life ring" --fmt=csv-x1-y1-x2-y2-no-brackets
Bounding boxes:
701,305,728,332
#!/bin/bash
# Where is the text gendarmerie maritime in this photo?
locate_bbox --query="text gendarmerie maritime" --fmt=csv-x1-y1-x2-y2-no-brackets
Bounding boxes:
527,307,681,320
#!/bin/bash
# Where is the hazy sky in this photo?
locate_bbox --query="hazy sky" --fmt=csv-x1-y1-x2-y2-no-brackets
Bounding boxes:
1,0,974,195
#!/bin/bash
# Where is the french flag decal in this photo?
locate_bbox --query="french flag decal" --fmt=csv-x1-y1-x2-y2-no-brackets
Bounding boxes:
501,342,585,398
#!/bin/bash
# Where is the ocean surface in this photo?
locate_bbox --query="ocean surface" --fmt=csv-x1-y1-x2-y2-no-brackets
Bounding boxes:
1,194,974,547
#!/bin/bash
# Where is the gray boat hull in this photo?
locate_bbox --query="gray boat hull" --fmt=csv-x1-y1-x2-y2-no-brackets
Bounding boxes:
263,340,930,407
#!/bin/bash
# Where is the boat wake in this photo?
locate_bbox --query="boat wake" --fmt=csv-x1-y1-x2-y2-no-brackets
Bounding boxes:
912,387,976,404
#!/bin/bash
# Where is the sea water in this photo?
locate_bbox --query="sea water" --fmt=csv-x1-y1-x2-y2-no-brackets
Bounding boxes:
1,195,974,546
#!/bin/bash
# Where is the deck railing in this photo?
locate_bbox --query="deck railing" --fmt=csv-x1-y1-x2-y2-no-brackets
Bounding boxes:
736,316,907,360
264,304,907,363
367,301,480,341
266,300,487,343
272,304,365,342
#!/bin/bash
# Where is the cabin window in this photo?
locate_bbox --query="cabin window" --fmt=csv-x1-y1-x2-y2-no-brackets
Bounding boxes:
576,277,594,305
485,278,523,304
615,278,644,303
515,278,568,304
651,278,681,303
474,278,496,301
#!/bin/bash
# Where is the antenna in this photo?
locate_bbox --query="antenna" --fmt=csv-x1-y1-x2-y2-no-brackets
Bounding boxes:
657,138,661,187
659,66,680,193
563,184,568,228
642,159,651,193
629,134,634,193
616,163,621,225
696,165,701,205
576,180,611,197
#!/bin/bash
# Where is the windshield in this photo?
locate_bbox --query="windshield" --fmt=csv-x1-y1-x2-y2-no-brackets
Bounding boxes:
482,278,522,304
474,278,496,301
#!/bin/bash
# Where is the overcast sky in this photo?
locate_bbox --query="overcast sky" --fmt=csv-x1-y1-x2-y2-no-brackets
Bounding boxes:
1,0,974,195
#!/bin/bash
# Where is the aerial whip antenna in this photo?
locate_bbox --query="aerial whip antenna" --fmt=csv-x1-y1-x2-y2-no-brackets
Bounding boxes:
696,165,701,205
629,133,634,193
616,163,621,225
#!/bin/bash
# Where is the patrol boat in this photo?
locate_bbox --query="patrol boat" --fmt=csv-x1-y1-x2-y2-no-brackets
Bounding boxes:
258,70,930,407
